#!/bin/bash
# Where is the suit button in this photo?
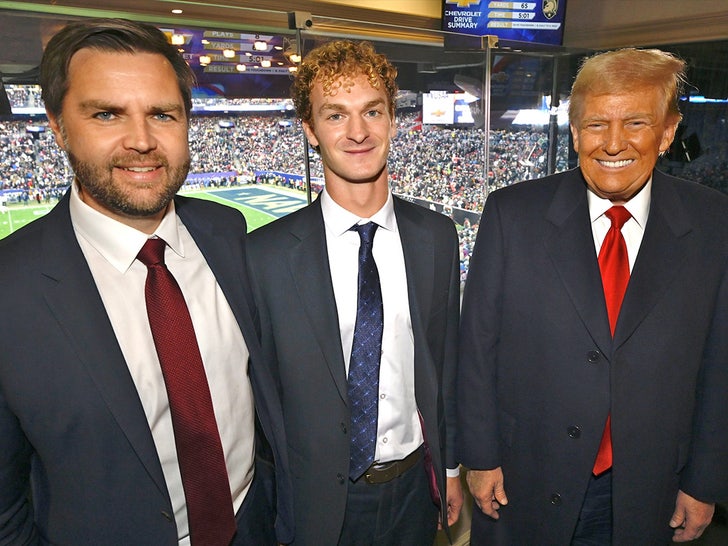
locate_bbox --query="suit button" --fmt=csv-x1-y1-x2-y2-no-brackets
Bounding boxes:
341,422,347,434
586,350,601,363
550,493,562,506
337,473,345,485
161,510,174,522
567,425,581,439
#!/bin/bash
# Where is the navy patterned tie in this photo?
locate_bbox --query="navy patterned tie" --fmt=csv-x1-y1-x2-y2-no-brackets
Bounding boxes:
348,222,384,480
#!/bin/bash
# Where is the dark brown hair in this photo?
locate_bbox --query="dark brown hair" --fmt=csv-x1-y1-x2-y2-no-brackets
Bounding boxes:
40,18,195,118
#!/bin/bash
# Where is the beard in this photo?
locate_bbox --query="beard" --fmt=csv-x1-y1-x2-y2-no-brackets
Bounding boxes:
57,117,190,218
66,149,191,218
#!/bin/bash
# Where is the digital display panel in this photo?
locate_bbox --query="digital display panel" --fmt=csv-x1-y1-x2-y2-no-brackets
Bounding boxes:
442,0,567,46
159,27,298,98
422,91,478,125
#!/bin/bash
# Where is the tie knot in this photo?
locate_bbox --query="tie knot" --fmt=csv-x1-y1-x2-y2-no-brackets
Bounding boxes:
605,206,631,230
137,238,167,267
352,222,379,246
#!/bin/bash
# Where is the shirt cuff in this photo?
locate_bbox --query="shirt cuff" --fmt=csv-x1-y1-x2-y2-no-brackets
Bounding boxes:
446,466,460,478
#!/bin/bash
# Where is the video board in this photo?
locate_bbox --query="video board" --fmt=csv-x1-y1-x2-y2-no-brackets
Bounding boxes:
442,1,567,46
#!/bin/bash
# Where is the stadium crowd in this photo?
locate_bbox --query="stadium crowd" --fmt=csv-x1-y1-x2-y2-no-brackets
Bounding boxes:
0,119,70,202
0,111,567,214
12,94,726,280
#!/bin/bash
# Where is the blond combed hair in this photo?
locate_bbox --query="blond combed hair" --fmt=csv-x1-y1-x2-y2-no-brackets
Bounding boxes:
568,48,687,125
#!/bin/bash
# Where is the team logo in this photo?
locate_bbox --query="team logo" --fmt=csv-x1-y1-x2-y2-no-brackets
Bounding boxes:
543,0,558,19
445,0,481,7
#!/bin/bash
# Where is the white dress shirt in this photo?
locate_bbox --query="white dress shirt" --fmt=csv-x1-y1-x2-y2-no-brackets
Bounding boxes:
320,189,424,464
588,179,652,271
69,183,255,545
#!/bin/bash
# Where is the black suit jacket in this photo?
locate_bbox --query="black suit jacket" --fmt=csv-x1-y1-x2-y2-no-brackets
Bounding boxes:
246,195,460,545
0,193,293,545
458,168,728,544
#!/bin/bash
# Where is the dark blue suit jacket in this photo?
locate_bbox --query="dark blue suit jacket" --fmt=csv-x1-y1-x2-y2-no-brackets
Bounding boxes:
0,193,293,545
458,168,728,544
246,196,460,546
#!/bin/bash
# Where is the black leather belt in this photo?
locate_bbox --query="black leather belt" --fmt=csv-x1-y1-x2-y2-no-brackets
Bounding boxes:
363,447,422,484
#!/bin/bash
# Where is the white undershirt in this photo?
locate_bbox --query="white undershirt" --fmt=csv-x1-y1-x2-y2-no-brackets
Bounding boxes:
588,178,652,271
69,183,255,544
321,189,423,464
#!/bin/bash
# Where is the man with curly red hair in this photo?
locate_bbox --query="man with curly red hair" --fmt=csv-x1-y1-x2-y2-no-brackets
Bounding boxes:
247,40,463,545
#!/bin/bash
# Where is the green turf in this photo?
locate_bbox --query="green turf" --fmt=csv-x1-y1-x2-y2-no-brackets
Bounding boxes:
183,190,276,232
0,203,56,240
0,188,283,240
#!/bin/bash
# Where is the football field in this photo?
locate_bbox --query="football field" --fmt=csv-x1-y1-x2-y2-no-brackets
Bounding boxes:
0,185,308,240
0,202,55,239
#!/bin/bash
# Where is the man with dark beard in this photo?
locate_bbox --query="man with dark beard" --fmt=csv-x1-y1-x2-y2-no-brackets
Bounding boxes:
0,19,292,545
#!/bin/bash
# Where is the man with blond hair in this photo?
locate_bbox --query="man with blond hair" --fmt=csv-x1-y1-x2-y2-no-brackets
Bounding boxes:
458,48,728,544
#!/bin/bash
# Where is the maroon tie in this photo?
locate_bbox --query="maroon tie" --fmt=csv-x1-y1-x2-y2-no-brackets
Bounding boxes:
138,238,236,545
593,206,631,476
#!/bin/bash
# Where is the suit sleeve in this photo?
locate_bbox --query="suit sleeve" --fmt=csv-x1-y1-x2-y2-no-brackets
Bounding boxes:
442,218,461,470
456,194,505,470
0,389,36,544
681,253,728,502
245,230,295,545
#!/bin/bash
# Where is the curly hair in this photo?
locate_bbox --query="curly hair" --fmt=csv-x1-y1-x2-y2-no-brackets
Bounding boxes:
291,40,398,125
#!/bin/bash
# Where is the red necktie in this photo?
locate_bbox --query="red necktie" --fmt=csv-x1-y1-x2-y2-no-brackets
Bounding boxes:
593,206,632,476
138,238,236,545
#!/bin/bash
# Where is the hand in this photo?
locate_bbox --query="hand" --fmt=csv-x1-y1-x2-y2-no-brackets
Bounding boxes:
669,489,714,542
442,475,464,528
466,467,508,519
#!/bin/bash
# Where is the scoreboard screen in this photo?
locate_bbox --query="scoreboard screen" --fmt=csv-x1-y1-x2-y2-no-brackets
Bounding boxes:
442,1,567,46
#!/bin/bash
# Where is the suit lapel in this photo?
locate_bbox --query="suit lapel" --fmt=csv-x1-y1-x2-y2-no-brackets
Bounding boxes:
287,200,349,400
544,173,613,356
39,197,167,497
394,198,446,511
180,199,294,537
177,199,258,351
396,198,435,326
613,173,693,348
543,171,693,355
394,198,440,422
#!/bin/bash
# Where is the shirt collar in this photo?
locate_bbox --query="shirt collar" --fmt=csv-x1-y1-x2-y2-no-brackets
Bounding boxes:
587,177,651,229
320,188,397,236
69,181,184,273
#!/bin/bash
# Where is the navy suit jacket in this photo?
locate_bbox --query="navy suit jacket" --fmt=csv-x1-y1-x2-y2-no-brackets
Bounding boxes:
458,168,728,544
0,193,293,545
246,195,460,546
